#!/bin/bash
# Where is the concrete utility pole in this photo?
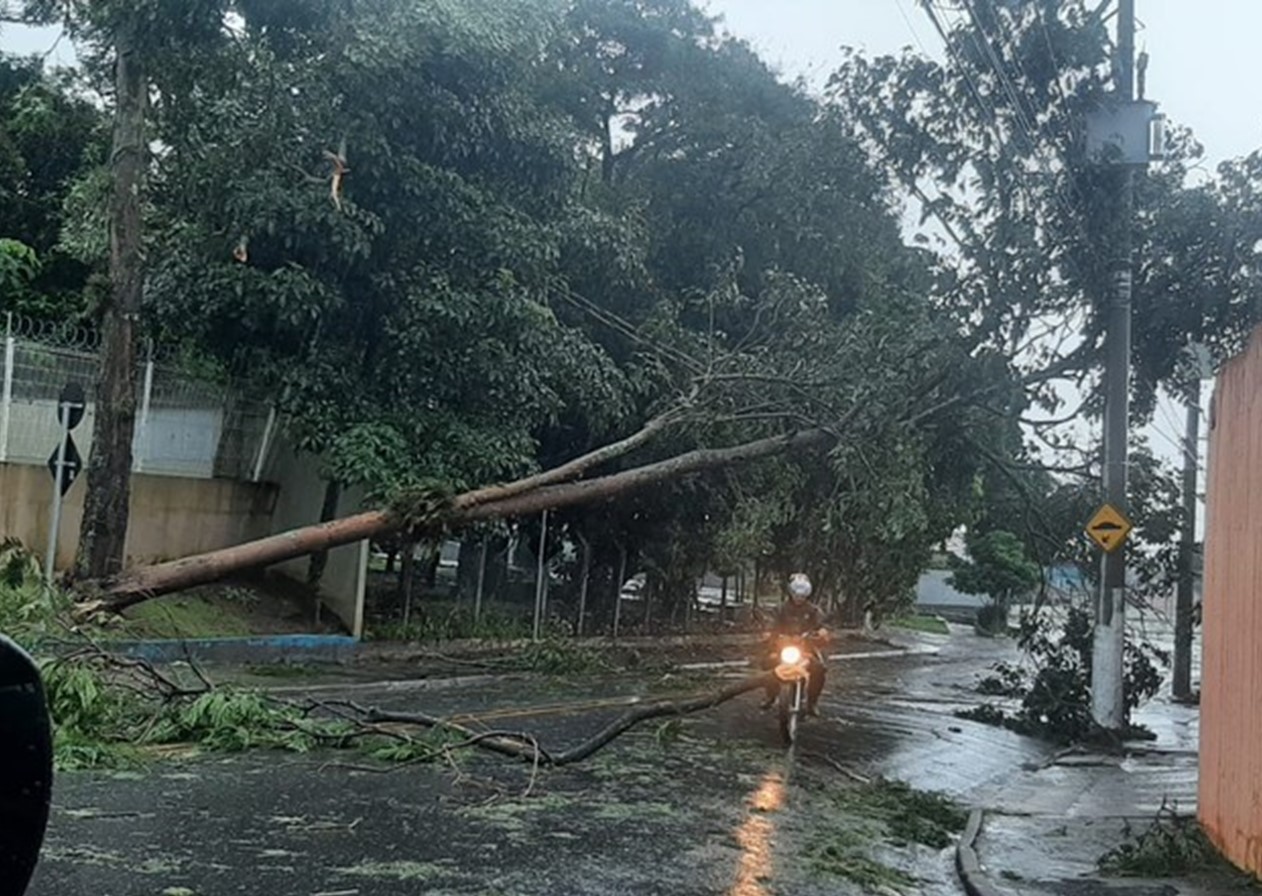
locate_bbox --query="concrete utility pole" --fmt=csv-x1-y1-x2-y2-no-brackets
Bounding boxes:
1172,381,1200,699
1173,344,1210,700
1091,0,1137,732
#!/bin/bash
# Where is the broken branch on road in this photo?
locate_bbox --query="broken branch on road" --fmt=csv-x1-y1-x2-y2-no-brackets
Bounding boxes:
40,634,788,783
314,670,775,769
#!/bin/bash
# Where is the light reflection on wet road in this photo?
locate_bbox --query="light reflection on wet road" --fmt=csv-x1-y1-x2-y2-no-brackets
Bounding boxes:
729,772,785,896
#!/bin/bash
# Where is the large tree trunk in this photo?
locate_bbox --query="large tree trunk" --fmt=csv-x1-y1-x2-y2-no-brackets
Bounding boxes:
92,428,830,611
74,24,147,581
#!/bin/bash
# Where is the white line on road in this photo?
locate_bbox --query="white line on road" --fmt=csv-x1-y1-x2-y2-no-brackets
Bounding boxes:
675,644,941,672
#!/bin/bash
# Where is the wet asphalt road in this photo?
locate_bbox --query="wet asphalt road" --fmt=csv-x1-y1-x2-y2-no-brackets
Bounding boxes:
28,630,1055,896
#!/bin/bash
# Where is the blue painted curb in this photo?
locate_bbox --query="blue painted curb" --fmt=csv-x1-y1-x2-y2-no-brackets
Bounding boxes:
93,634,359,665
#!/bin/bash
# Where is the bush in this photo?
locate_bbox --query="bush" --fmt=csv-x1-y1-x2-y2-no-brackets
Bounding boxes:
0,538,65,643
974,600,1008,636
1099,802,1225,877
368,603,531,642
960,606,1167,743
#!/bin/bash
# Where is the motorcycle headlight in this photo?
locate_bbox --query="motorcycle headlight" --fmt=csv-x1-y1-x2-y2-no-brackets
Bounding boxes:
779,645,802,664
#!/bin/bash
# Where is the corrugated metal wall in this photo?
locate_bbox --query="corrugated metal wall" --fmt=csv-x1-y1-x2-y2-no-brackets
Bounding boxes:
1199,326,1262,877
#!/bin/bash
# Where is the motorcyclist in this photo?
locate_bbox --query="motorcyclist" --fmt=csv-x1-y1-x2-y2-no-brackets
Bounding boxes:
758,572,828,716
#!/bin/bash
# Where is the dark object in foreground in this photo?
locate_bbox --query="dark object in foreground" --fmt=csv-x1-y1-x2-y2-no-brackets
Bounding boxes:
0,635,53,896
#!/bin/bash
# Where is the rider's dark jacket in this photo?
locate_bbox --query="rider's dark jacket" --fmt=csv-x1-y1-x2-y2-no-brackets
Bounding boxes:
770,599,824,637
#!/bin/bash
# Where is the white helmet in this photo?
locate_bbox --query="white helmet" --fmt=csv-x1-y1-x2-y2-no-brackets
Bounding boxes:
788,573,812,599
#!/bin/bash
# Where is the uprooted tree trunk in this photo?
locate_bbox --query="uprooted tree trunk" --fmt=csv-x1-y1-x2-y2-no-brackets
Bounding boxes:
87,427,831,615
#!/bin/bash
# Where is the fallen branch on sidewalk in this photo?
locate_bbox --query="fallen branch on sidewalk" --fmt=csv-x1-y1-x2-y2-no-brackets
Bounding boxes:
1098,799,1224,878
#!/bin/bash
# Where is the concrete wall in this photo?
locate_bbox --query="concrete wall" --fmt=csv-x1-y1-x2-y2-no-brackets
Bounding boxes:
1,437,368,638
265,445,367,638
0,462,276,569
1199,325,1262,878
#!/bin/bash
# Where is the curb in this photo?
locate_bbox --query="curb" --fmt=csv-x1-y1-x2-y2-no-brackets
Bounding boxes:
956,809,1012,896
58,634,360,665
264,671,531,696
361,630,772,662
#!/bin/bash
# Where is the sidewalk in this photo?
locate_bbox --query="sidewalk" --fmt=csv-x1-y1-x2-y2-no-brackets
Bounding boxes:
957,697,1256,896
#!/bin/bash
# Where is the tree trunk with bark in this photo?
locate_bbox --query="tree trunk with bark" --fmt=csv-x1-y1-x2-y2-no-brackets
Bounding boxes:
74,24,147,582
399,544,416,625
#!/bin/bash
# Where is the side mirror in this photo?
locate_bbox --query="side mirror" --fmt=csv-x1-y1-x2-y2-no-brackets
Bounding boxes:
0,635,53,895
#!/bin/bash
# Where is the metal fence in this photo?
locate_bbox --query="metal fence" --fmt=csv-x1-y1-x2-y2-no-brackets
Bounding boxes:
0,314,277,481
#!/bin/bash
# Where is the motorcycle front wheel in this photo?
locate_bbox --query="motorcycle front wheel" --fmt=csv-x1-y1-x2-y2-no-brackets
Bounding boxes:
777,680,802,746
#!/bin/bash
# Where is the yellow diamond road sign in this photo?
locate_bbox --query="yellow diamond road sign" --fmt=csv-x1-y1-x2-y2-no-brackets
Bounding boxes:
1086,504,1133,553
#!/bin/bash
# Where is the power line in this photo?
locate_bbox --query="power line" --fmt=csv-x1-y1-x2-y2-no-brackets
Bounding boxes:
1149,419,1202,473
950,0,1106,271
957,1,1045,157
546,283,707,376
1153,398,1203,471
917,0,1101,268
981,3,1115,265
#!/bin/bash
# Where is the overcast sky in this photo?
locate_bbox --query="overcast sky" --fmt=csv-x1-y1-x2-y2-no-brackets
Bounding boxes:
704,0,1262,170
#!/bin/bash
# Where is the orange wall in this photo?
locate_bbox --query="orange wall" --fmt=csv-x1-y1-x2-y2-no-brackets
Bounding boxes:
1200,326,1262,877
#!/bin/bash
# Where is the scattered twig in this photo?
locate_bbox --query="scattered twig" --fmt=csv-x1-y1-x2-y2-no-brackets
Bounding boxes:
801,750,872,785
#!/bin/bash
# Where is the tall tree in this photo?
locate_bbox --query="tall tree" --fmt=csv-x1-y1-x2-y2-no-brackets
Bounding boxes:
75,13,145,579
951,529,1041,633
13,0,226,578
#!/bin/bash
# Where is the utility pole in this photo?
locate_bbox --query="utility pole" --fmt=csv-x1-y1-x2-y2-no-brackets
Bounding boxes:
1172,381,1200,700
1091,0,1136,732
1173,345,1210,700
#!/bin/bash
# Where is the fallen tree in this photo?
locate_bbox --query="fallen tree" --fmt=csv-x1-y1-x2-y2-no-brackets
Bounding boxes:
91,426,832,612
85,340,1092,615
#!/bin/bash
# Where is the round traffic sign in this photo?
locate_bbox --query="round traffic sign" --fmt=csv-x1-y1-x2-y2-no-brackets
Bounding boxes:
56,383,85,430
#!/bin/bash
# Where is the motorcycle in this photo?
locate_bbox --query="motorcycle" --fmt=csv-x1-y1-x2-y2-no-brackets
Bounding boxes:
770,634,820,746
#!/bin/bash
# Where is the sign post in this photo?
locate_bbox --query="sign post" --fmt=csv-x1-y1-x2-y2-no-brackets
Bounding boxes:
44,383,85,581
